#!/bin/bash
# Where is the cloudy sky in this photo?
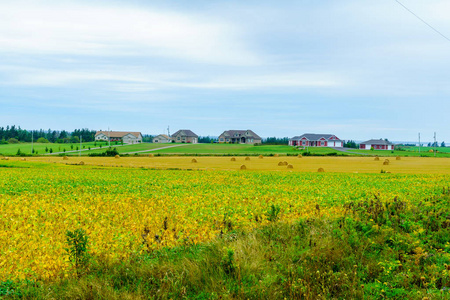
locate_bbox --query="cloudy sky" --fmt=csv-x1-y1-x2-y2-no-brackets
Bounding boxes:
1,0,449,142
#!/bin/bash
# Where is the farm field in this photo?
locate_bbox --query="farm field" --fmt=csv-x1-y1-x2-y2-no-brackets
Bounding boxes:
0,159,449,279
16,155,450,174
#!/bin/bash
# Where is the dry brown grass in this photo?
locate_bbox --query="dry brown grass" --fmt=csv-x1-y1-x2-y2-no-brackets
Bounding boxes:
25,156,450,174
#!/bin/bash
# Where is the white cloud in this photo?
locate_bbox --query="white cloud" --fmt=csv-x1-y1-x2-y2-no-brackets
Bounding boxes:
0,1,259,65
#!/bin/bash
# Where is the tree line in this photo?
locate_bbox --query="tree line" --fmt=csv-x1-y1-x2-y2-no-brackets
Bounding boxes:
0,125,96,144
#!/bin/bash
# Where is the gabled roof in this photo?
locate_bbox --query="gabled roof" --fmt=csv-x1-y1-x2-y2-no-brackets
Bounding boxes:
220,130,261,139
290,133,341,141
95,131,142,138
172,129,198,138
361,139,394,145
155,134,170,139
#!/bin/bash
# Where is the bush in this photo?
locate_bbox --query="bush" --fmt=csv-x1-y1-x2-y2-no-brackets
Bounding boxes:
8,138,19,144
36,137,49,143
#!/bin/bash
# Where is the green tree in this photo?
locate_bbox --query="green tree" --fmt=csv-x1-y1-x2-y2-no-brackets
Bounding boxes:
441,141,446,147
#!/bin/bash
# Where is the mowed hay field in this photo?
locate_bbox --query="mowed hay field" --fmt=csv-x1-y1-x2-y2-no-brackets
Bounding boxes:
0,158,449,283
18,155,450,174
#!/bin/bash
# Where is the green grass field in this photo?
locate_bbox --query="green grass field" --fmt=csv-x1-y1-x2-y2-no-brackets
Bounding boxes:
347,147,450,157
2,142,449,157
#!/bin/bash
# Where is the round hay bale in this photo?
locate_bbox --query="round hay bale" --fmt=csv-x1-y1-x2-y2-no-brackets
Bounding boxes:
21,158,26,161
191,158,197,163
278,161,284,166
283,161,288,166
115,155,120,159
298,154,302,158
245,156,251,161
240,165,247,170
230,157,236,161
383,159,389,165
374,156,379,161
429,149,434,153
1,157,9,160
79,161,85,165
63,156,69,160
287,164,293,169
258,155,263,159
317,167,325,172
148,154,154,157
396,156,401,160
274,154,279,157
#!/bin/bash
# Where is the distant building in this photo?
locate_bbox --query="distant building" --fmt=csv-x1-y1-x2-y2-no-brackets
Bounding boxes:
95,131,142,144
172,130,198,143
218,130,262,144
289,134,343,147
153,134,171,143
360,139,394,150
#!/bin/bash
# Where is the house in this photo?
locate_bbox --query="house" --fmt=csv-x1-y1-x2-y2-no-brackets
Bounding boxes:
360,139,394,150
95,131,142,144
218,130,262,144
289,134,343,147
171,129,198,143
153,134,171,143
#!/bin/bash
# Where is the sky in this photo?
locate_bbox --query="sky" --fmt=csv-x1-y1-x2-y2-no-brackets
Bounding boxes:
1,0,449,142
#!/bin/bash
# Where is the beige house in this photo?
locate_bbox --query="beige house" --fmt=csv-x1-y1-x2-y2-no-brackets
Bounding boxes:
95,131,143,144
171,129,198,143
153,134,171,143
218,130,262,144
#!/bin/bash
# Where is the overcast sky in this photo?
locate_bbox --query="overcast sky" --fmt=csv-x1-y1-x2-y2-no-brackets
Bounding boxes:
1,0,449,142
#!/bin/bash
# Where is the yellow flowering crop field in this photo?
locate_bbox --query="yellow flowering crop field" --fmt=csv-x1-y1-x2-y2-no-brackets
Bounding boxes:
0,159,449,282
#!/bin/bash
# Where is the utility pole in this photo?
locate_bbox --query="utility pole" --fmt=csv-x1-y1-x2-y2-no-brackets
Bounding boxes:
79,135,82,157
418,133,420,154
167,126,170,137
434,132,437,157
108,127,111,147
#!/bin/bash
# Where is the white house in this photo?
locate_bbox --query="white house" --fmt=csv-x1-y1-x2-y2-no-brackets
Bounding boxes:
289,134,343,147
95,131,143,144
153,134,171,143
360,139,394,150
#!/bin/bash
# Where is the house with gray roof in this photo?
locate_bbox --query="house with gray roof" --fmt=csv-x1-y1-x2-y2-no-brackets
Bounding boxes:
172,129,198,143
359,139,394,150
289,133,343,147
218,130,261,144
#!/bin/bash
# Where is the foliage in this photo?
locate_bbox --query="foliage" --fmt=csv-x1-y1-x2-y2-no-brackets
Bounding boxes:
65,229,90,277
7,138,19,144
36,137,49,143
88,147,119,157
344,140,358,148
262,137,289,145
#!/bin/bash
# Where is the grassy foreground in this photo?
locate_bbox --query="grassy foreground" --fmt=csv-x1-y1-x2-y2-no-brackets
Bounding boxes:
3,191,450,299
